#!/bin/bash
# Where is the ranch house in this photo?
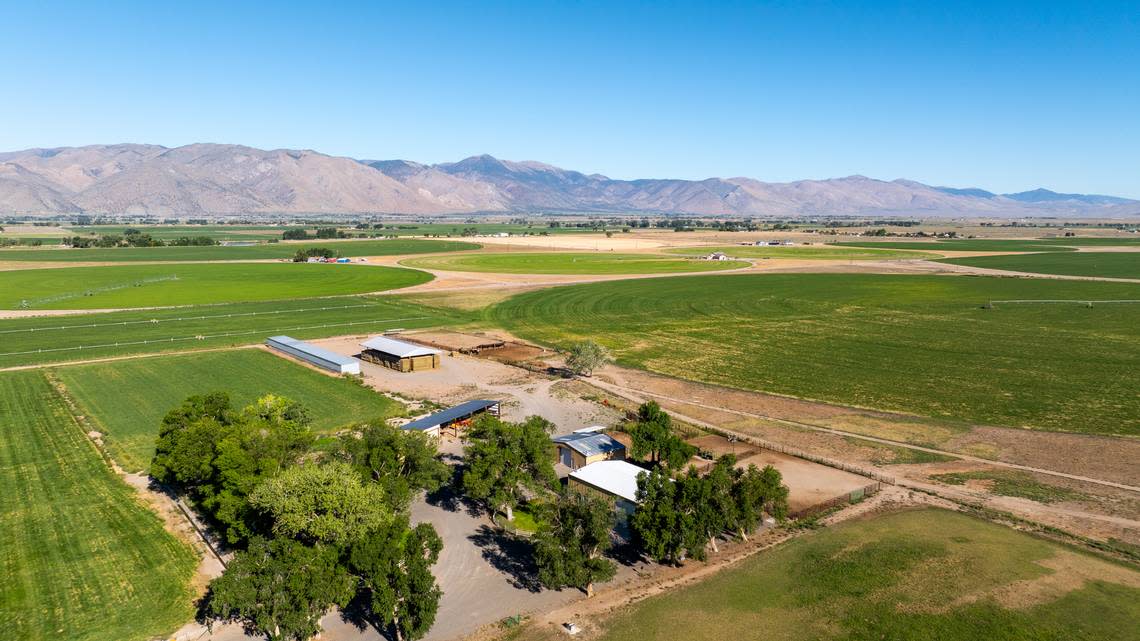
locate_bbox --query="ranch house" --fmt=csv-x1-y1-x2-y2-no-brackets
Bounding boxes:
553,430,626,470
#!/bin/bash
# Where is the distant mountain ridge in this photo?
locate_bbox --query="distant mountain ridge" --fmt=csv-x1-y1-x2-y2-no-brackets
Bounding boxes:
0,143,1133,217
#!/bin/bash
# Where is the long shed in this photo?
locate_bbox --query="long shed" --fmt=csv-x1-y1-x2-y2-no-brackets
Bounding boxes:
359,336,442,372
266,335,361,375
399,399,500,437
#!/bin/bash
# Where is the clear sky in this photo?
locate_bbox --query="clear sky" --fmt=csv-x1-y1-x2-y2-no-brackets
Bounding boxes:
2,1,1138,197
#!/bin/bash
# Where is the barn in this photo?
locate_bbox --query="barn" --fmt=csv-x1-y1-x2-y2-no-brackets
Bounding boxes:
399,399,500,437
266,335,361,374
359,336,442,372
553,431,626,470
567,460,648,517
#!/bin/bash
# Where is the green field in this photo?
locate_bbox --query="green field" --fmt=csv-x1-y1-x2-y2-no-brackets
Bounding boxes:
402,252,748,274
837,239,1080,252
0,370,197,641
513,509,1140,641
0,238,479,262
666,245,934,260
69,224,297,241
938,252,1139,279
490,274,1140,435
57,349,404,471
0,262,431,309
0,296,464,369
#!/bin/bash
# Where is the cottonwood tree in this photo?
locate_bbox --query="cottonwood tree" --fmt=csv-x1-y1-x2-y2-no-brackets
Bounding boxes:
630,467,686,564
565,340,611,377
461,414,557,522
697,456,739,553
207,537,355,641
533,490,618,597
627,401,696,470
338,422,451,510
248,461,391,546
349,516,444,641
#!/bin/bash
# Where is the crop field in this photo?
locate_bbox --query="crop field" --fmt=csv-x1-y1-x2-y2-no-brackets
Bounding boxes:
401,252,748,274
57,349,404,471
0,370,197,641
938,252,1139,279
0,237,479,262
68,224,297,241
837,239,1080,252
491,273,1140,435
352,222,601,236
0,296,466,369
666,245,934,260
0,263,432,309
512,509,1140,641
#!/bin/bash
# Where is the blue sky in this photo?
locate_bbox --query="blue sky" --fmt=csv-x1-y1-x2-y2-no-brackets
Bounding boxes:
2,1,1138,197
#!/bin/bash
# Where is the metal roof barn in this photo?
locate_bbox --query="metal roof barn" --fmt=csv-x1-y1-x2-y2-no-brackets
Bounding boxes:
400,399,500,436
568,460,648,503
360,336,442,358
359,335,443,372
553,432,626,458
266,335,361,375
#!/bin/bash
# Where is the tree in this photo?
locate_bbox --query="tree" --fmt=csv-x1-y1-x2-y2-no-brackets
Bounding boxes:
249,461,392,546
533,490,618,597
207,537,355,641
699,456,739,553
627,402,696,469
630,467,685,564
282,228,310,240
756,464,790,522
565,340,610,377
338,422,450,510
461,414,557,522
349,517,443,641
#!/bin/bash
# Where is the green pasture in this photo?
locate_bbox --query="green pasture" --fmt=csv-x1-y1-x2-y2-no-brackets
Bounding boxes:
401,252,748,274
0,262,431,309
57,349,404,471
0,370,197,641
0,238,479,262
69,224,294,241
666,245,934,260
490,273,1140,435
938,252,1139,279
512,509,1140,641
0,296,464,368
350,222,601,236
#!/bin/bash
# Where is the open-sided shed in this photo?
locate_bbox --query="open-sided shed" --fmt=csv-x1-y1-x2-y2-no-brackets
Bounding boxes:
399,399,500,437
266,335,361,374
359,335,442,372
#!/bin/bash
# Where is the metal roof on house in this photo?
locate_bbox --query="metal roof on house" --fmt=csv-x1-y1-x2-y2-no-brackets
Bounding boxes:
553,432,626,458
360,336,442,359
266,336,359,368
400,399,498,432
568,460,648,503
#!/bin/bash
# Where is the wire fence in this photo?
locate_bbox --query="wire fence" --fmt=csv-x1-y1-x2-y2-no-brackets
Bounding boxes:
985,299,1140,309
0,301,390,335
789,482,882,520
0,315,432,358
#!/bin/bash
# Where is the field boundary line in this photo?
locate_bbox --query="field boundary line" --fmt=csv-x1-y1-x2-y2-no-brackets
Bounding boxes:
586,378,1140,494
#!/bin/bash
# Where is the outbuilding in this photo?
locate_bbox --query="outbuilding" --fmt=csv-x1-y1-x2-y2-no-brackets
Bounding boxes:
266,335,361,375
359,336,442,372
553,431,626,470
398,399,500,438
567,460,648,516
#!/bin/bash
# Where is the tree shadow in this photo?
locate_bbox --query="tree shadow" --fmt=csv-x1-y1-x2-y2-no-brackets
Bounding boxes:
467,524,542,592
424,471,483,518
339,591,393,640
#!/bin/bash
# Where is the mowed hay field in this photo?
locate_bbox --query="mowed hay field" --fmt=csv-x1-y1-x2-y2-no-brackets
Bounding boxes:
0,238,480,262
513,509,1140,641
666,245,935,260
57,349,404,471
0,262,431,309
491,274,1140,435
0,296,463,369
0,371,197,641
939,252,1140,279
401,252,749,274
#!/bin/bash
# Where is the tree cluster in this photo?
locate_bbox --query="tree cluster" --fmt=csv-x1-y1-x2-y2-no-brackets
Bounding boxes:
66,230,219,248
291,247,338,262
631,455,788,565
627,401,696,470
461,414,557,523
533,490,618,597
151,394,448,641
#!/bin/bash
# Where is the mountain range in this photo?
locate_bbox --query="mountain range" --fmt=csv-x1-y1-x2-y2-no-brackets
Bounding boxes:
1,143,1135,217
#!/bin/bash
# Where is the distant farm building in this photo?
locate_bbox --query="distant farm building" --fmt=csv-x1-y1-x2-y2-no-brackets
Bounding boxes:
266,335,361,375
360,336,442,372
567,460,648,516
703,251,730,261
553,431,626,470
399,399,500,438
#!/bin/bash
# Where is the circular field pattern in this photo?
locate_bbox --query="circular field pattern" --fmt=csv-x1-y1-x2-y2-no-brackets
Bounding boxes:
0,263,431,309
401,252,749,274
